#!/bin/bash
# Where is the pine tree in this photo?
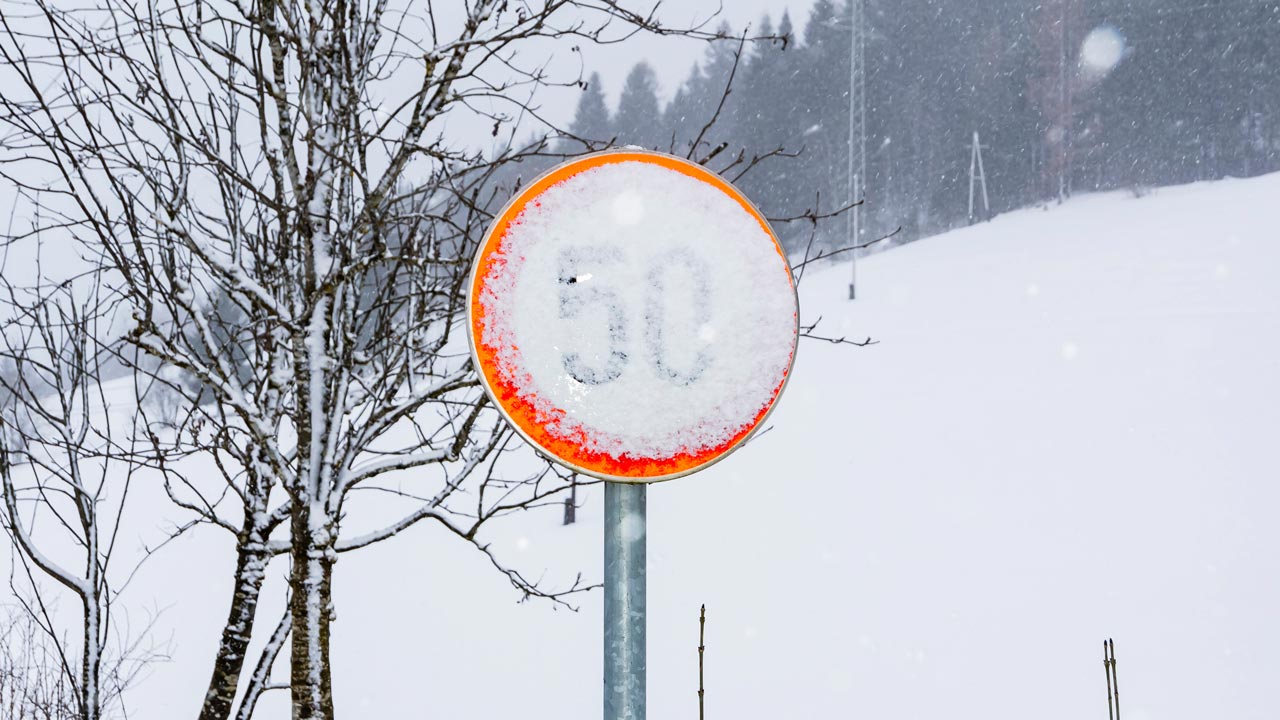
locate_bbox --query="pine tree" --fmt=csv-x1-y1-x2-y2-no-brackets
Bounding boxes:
1230,0,1280,176
738,13,806,228
777,10,796,63
663,22,744,157
664,63,705,154
797,0,852,237
865,0,954,236
738,13,782,163
768,9,810,228
1027,0,1086,200
614,62,663,149
692,21,743,147
568,72,612,148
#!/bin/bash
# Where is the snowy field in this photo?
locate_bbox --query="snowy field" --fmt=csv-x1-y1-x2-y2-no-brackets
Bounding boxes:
58,172,1280,719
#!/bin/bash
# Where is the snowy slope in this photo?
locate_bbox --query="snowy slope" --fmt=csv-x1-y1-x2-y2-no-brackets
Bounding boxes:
60,173,1280,720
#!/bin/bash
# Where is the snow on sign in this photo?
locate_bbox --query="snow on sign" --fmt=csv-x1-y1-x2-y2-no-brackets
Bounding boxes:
467,150,798,482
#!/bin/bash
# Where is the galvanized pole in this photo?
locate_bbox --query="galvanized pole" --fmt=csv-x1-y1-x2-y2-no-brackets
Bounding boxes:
604,482,646,719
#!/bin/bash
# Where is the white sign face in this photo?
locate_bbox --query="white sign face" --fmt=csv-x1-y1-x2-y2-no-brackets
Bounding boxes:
468,150,798,482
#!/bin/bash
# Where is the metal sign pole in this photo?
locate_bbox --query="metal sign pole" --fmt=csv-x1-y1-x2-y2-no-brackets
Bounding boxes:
466,152,796,720
604,481,646,720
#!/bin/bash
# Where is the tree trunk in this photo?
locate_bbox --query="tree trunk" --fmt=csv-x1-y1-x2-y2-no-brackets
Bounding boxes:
198,528,271,720
81,505,101,720
81,591,101,720
289,507,335,720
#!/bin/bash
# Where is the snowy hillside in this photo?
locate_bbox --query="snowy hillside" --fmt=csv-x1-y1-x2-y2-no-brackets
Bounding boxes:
109,173,1280,719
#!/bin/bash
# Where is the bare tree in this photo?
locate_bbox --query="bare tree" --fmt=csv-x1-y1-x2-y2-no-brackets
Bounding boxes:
0,2,738,719
0,278,159,720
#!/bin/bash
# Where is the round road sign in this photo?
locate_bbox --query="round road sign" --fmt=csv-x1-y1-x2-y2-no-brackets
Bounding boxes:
467,150,798,482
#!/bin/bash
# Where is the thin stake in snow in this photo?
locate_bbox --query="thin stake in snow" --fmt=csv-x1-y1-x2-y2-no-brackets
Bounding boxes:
563,474,578,526
1104,640,1113,720
1103,638,1120,720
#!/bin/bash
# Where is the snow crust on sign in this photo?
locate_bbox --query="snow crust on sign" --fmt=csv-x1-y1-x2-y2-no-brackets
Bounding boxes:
477,160,796,463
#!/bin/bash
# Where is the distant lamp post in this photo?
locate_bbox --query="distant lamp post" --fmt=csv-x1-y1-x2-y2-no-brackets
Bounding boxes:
832,0,867,300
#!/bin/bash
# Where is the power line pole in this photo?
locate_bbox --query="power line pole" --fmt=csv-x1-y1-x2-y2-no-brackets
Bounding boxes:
847,0,866,300
1057,0,1074,202
967,131,990,223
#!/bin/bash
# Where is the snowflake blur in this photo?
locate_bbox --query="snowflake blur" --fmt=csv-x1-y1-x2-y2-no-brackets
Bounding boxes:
1081,25,1126,76
468,151,798,481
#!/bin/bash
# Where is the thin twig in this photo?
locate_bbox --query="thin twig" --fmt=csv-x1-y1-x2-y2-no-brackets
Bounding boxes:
791,227,902,277
800,316,878,347
1104,639,1114,720
698,604,706,720
1110,638,1120,720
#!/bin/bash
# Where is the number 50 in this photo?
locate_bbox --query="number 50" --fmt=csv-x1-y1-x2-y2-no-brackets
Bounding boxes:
558,246,711,386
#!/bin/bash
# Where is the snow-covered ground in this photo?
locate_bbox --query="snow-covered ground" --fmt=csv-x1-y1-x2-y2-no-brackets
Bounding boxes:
27,173,1280,719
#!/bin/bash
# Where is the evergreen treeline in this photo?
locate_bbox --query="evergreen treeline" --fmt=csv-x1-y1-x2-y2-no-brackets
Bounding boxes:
565,0,1280,251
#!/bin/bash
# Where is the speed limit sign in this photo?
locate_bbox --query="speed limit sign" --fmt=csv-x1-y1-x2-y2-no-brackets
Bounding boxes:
467,150,798,482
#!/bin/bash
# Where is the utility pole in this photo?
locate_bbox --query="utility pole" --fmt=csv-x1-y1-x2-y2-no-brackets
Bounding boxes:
847,0,866,300
967,131,990,223
1058,0,1073,202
